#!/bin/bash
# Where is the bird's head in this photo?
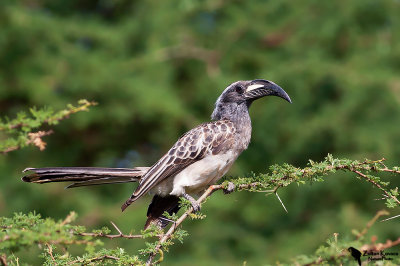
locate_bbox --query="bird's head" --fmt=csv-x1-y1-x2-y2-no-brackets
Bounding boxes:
212,79,291,120
218,79,291,105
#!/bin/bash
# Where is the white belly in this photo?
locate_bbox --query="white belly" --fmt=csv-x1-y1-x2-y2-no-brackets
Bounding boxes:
151,151,237,197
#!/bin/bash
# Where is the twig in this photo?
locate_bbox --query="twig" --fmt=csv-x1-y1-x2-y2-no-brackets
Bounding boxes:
60,211,76,226
382,168,400,174
302,237,400,266
144,158,400,265
361,237,400,251
110,221,123,235
68,255,120,265
1,130,53,154
380,214,400,222
78,231,143,240
353,170,400,205
275,192,288,213
0,254,7,266
0,100,97,131
45,243,56,264
356,210,389,239
78,221,143,240
146,184,224,265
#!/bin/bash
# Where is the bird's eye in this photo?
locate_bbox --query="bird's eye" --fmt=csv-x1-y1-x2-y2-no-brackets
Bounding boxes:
235,86,244,94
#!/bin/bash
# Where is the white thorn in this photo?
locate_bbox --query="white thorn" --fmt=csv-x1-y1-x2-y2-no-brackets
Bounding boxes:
275,192,288,213
110,221,123,235
380,214,400,222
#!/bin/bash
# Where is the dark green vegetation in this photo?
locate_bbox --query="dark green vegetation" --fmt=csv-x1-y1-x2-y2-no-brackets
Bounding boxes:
1,0,400,265
1,157,399,265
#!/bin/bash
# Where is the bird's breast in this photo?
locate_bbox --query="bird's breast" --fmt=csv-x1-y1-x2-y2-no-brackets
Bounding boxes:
162,150,238,196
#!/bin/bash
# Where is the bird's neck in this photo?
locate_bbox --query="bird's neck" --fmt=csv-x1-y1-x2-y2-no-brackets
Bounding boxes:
211,102,252,149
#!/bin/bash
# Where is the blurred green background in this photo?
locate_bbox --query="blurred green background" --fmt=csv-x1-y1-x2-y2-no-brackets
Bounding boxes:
1,0,400,264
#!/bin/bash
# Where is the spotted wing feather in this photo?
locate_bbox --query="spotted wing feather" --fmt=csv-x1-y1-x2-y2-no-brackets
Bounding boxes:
121,120,236,211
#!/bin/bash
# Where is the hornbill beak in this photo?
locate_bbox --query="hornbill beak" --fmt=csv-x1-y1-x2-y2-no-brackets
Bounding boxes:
244,79,292,103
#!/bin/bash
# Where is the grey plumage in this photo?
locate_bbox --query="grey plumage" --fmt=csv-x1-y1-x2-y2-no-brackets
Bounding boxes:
121,119,238,211
22,79,291,229
22,167,148,188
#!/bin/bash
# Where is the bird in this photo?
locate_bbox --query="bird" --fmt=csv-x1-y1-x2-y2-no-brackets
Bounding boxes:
22,79,291,229
348,247,362,266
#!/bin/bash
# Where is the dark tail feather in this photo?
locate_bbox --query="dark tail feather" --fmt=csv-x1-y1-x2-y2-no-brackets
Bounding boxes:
22,167,149,188
144,195,181,229
121,195,139,212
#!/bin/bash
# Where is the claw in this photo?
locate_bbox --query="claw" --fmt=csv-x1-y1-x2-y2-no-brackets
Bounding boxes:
223,182,236,194
182,193,201,212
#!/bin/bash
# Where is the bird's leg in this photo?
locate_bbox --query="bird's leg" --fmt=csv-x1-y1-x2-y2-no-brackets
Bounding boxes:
182,193,200,212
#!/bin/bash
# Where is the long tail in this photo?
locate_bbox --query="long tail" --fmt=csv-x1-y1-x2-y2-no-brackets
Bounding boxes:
22,167,149,188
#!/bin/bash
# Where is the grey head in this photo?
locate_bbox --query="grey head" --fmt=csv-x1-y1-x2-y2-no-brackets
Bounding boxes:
211,79,291,121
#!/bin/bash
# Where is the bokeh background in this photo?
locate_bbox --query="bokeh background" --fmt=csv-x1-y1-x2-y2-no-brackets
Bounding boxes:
1,0,400,264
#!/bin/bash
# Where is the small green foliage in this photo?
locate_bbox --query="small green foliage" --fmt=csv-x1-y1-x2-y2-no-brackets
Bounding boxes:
0,211,92,252
92,227,112,235
386,198,398,209
290,231,400,266
0,100,97,153
222,154,399,210
1,155,399,265
178,197,193,211
141,225,163,239
139,241,158,256
173,228,189,244
162,211,179,223
40,246,142,265
0,212,144,265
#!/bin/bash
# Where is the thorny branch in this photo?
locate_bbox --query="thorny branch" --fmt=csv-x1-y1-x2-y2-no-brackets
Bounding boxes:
45,243,56,264
356,210,389,240
0,254,7,266
0,100,97,131
68,255,120,265
2,156,398,265
302,209,400,266
146,184,223,265
2,130,54,154
1,100,97,154
146,158,400,265
361,237,400,252
78,221,143,240
353,170,400,205
302,237,400,266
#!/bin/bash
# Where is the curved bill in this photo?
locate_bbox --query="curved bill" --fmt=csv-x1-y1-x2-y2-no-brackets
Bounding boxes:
245,79,292,103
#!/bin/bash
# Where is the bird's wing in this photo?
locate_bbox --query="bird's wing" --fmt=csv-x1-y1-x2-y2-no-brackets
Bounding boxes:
121,120,236,211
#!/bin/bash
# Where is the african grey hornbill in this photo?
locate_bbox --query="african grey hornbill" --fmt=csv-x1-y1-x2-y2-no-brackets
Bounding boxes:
22,79,291,229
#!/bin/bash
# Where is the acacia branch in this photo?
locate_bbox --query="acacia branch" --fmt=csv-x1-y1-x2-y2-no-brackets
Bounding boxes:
145,158,400,265
78,221,143,240
361,237,400,251
146,184,224,265
353,169,400,205
303,236,400,266
68,255,120,265
2,156,398,265
0,100,97,131
78,231,143,240
45,244,56,264
1,130,53,154
0,254,7,266
356,210,389,240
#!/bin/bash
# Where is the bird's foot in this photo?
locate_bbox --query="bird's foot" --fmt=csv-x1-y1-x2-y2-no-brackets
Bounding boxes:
182,193,201,212
223,182,236,194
